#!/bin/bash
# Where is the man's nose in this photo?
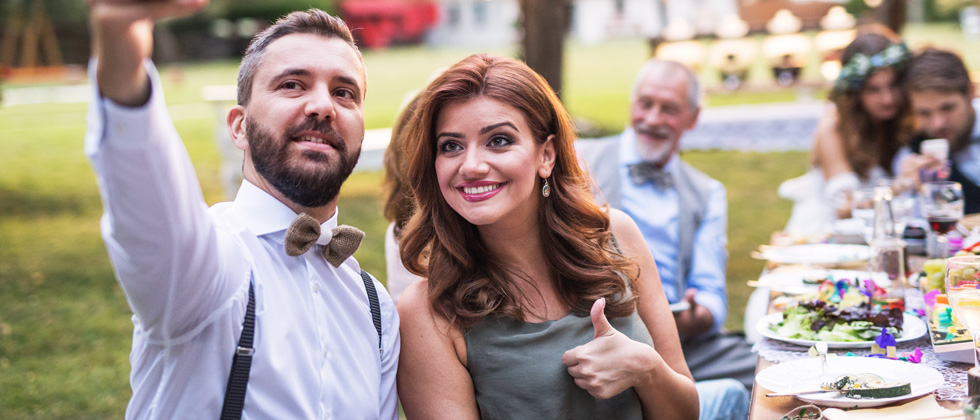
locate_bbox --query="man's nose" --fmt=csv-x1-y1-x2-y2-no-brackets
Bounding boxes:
928,114,948,134
305,85,336,120
642,107,664,125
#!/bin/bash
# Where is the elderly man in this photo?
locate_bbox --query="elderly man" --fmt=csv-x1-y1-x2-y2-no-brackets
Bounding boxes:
85,1,398,418
576,59,753,420
902,48,980,214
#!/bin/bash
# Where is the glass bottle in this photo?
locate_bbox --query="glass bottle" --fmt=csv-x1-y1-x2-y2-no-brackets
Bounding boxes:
868,186,906,311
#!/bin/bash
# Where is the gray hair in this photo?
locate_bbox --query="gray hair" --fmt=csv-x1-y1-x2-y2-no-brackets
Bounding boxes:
237,9,361,106
629,59,702,112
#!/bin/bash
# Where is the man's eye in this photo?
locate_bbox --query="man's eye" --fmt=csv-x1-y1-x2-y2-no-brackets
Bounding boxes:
281,81,302,90
335,88,354,99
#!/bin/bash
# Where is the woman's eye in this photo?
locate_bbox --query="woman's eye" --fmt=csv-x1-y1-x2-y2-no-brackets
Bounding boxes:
439,141,462,153
488,135,512,147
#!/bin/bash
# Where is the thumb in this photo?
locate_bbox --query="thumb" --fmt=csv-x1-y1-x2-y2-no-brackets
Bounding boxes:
590,297,614,339
684,288,698,305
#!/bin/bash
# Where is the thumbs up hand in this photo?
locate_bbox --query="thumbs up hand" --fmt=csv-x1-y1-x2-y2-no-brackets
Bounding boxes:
561,298,662,399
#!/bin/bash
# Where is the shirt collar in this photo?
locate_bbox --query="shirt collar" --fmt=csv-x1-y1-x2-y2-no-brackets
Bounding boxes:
619,127,678,174
233,180,339,238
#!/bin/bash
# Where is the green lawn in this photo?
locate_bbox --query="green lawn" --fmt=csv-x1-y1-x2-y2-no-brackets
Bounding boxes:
0,22,971,417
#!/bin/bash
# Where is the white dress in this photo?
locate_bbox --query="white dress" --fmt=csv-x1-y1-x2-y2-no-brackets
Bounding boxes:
778,148,910,235
384,222,422,304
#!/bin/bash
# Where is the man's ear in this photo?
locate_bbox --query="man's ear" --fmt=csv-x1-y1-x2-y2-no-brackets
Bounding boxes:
686,107,701,132
228,105,249,151
538,134,557,178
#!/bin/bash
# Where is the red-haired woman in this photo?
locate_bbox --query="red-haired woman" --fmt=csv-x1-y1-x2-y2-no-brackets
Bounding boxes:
395,54,698,420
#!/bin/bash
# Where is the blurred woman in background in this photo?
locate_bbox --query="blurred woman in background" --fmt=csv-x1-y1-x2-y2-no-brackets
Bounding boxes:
382,93,422,303
780,24,915,233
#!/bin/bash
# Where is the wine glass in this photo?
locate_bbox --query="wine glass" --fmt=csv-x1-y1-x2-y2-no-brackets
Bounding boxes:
851,187,877,243
945,255,980,367
876,177,915,238
920,181,964,258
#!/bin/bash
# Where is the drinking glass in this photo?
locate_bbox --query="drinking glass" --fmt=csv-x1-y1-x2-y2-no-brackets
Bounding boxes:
851,187,877,243
945,255,980,367
920,181,964,258
876,177,915,237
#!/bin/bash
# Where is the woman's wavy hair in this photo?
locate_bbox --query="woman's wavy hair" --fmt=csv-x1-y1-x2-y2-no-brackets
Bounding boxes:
829,25,914,179
382,94,422,236
399,54,637,329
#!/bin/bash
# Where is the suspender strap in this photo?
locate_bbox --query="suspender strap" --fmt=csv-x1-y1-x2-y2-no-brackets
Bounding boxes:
360,269,383,354
220,281,255,420
219,270,380,419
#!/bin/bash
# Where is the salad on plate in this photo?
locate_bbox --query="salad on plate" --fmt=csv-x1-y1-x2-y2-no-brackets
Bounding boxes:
767,279,904,343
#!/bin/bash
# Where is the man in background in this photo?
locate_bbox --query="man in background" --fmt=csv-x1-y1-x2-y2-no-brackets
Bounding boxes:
576,59,753,420
902,48,980,213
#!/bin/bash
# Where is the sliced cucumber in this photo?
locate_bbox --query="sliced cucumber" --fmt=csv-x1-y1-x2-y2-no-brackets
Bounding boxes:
844,382,912,399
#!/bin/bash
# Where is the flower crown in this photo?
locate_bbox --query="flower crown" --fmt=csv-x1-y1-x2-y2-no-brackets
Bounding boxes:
833,42,910,94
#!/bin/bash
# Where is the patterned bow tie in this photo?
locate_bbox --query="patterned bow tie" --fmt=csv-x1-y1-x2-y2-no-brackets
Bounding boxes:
627,162,674,188
284,213,364,267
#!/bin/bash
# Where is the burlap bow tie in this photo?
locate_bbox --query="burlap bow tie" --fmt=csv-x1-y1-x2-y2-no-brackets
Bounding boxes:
284,213,364,267
627,162,674,188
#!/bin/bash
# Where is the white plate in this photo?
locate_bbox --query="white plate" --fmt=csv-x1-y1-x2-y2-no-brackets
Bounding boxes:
756,356,943,408
831,218,869,235
757,312,927,349
756,244,870,265
755,270,889,295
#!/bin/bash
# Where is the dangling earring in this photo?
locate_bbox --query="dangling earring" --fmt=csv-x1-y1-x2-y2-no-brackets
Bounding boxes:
542,178,551,197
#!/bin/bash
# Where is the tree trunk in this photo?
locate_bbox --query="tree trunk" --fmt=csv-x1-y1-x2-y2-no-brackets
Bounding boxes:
520,0,569,98
872,0,907,35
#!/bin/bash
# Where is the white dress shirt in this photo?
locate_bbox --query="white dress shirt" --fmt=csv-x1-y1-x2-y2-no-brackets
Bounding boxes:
85,60,399,420
617,129,729,333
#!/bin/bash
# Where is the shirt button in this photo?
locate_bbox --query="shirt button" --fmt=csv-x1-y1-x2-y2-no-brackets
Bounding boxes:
322,346,329,358
323,413,330,420
312,282,320,293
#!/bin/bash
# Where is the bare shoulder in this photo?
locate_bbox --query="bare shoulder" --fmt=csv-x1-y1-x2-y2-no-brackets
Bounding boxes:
815,103,840,141
606,208,647,259
397,280,434,323
397,280,462,343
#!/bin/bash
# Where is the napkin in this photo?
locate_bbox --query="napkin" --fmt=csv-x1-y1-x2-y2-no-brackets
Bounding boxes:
821,395,961,420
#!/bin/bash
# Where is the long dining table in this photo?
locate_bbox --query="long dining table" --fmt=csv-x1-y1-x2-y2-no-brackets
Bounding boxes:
746,252,971,419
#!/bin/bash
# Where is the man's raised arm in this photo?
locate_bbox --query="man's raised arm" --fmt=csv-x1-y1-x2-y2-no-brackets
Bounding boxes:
89,0,208,106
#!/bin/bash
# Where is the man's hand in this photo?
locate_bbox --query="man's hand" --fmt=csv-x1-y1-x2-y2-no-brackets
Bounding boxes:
899,153,944,189
89,0,208,106
561,298,660,399
673,288,713,339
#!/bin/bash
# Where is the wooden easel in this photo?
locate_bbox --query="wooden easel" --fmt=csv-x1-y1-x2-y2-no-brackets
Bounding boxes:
1,0,64,69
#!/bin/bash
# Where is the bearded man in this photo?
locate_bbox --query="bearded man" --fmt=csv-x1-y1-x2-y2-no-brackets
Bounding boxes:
85,1,398,418
901,48,980,214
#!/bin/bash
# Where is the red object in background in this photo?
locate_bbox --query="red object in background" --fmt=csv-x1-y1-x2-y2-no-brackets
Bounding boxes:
339,0,439,49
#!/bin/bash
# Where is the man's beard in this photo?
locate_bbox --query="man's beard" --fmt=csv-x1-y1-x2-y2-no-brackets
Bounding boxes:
950,110,977,154
634,124,675,165
247,116,361,208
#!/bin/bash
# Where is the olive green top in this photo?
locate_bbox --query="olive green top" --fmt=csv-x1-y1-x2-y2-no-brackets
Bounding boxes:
464,309,654,420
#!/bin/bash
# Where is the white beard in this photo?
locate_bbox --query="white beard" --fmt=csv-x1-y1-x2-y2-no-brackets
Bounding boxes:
636,137,673,165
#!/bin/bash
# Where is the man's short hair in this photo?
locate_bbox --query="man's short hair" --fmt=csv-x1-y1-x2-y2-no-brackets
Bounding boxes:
237,9,360,106
629,59,702,111
906,48,972,97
